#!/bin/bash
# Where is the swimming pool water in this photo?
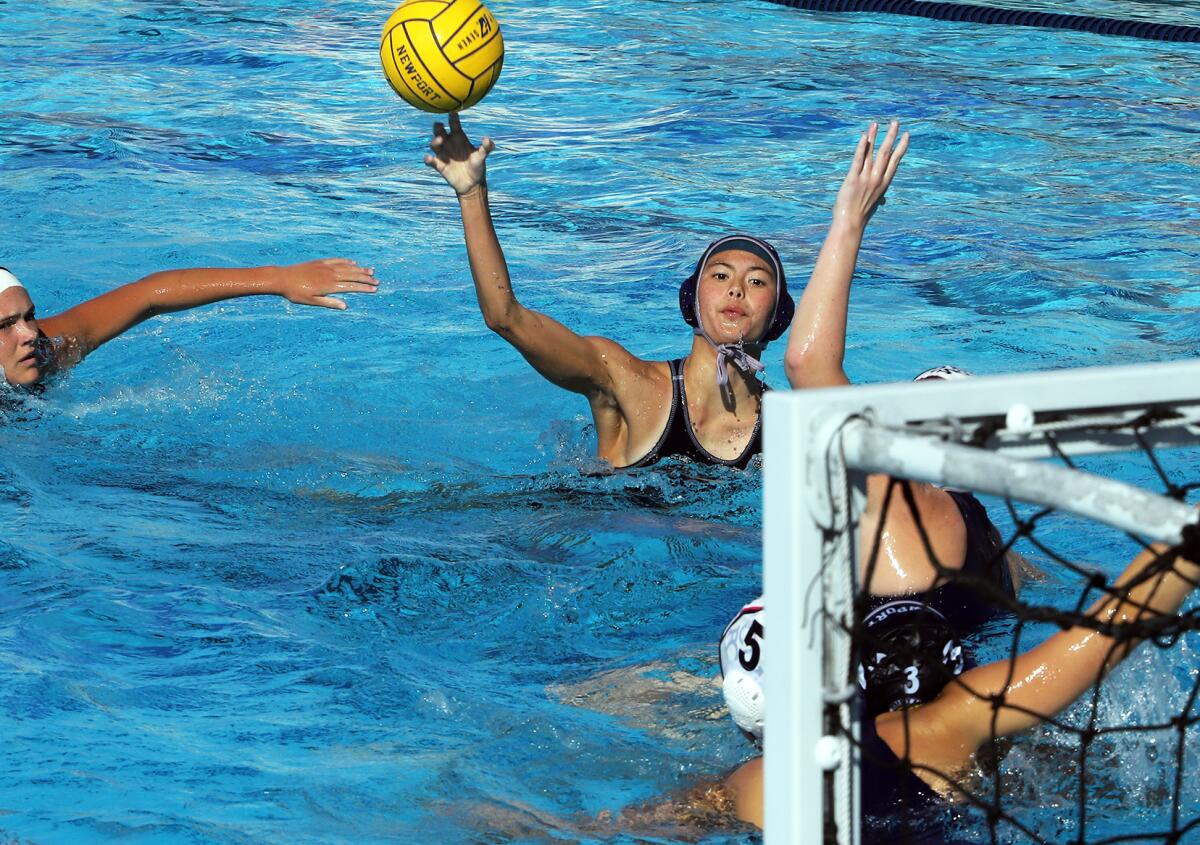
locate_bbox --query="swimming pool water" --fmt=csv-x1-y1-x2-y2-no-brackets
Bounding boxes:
0,1,1198,843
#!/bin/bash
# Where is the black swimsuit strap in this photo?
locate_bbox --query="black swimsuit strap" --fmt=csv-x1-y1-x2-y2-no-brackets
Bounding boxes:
622,360,684,469
676,360,762,467
623,358,764,470
866,492,1014,635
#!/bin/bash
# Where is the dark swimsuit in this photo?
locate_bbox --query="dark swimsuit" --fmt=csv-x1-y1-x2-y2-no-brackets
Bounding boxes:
858,491,1014,842
861,715,951,844
625,358,763,470
867,490,1015,635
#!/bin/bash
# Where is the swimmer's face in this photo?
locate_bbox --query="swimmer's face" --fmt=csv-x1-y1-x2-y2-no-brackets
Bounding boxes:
0,287,42,386
695,249,778,345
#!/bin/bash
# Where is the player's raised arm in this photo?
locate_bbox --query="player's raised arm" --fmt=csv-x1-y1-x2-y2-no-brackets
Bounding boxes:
38,259,377,365
425,112,623,400
783,120,908,389
899,540,1200,778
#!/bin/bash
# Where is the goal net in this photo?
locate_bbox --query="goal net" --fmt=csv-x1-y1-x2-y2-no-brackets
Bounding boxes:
761,359,1200,845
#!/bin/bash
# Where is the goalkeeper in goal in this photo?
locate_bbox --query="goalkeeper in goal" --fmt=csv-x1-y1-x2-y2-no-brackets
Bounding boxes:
718,537,1200,838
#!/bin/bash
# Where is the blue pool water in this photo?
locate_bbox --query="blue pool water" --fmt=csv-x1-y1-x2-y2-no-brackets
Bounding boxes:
1,1,1198,843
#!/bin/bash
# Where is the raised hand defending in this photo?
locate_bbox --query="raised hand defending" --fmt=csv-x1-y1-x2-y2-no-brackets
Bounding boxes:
425,112,495,197
833,120,910,232
784,120,911,390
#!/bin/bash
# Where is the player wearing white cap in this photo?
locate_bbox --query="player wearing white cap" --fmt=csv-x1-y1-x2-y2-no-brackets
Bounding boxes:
0,261,376,388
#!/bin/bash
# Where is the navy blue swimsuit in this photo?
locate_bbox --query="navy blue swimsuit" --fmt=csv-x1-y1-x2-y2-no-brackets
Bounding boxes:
626,358,763,470
861,714,942,833
858,491,1013,841
863,711,991,844
867,490,1015,635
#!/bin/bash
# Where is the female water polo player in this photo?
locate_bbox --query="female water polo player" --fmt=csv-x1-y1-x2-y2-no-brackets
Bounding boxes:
425,114,905,470
715,539,1200,839
0,260,376,388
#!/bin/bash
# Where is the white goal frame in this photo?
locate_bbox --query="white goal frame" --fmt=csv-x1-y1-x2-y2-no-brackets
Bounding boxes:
762,359,1200,845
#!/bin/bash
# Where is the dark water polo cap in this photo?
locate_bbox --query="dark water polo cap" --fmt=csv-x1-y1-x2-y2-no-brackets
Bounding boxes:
678,234,795,344
858,599,967,718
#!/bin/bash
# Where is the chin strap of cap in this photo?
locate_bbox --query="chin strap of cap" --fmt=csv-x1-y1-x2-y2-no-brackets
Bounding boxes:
699,328,765,390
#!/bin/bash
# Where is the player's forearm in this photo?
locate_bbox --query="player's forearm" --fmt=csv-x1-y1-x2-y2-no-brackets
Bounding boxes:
131,266,286,318
965,544,1200,741
457,184,525,334
1086,544,1200,661
783,221,863,389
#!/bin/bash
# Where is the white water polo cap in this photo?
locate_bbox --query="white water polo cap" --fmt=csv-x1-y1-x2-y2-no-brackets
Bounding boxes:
0,268,25,295
719,595,765,740
914,365,972,382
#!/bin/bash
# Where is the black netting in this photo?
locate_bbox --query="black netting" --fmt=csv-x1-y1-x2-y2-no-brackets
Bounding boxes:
826,411,1200,844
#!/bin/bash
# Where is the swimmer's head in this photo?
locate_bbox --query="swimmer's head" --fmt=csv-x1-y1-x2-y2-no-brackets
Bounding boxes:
0,268,43,387
719,596,765,741
914,365,972,383
858,600,966,718
719,596,968,739
680,235,794,348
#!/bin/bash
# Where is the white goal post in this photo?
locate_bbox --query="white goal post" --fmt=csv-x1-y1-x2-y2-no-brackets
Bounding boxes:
761,358,1200,845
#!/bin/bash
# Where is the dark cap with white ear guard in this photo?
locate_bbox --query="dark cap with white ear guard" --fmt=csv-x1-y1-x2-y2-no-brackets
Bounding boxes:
678,235,794,344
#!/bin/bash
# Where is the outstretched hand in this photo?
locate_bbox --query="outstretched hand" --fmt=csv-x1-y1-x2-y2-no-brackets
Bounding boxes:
278,258,378,311
833,120,910,231
425,112,494,197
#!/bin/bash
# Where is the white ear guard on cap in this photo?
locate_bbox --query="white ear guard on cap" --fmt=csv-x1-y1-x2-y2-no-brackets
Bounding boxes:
0,268,26,295
722,671,764,739
719,596,766,740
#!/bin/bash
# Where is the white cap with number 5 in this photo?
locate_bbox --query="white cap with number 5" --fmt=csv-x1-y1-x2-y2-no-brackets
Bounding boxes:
719,596,765,740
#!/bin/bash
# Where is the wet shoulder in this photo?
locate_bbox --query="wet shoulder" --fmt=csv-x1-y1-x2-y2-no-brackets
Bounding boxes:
583,336,669,383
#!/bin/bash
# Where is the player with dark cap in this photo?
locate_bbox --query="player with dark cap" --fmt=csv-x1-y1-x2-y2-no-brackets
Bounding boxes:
423,113,905,470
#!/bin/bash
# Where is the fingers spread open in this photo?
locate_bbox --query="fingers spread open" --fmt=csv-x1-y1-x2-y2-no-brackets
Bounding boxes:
849,131,869,176
882,132,910,183
873,121,900,175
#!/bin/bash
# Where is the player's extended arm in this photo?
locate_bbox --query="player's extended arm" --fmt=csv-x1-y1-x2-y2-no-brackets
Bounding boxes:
38,258,377,361
921,541,1200,760
783,121,909,389
426,113,622,399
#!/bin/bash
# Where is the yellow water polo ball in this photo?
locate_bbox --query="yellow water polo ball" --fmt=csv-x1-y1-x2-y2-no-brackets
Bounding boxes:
380,0,504,114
